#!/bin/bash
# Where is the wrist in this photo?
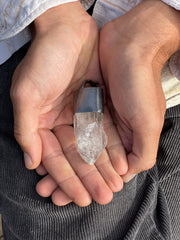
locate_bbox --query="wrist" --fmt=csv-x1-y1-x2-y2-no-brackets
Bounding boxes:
33,1,91,38
31,1,97,53
143,0,180,64
107,0,180,67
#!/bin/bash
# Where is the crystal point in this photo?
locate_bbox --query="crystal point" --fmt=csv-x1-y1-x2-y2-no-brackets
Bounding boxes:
74,112,107,165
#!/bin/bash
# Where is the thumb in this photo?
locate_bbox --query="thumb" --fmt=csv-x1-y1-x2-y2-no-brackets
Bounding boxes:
123,115,164,182
11,83,42,169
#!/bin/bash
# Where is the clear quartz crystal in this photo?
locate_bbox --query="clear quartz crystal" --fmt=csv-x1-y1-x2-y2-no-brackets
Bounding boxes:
74,112,107,165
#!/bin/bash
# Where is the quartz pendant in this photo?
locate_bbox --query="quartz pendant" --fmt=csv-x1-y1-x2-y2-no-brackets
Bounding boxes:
73,80,107,165
74,112,107,165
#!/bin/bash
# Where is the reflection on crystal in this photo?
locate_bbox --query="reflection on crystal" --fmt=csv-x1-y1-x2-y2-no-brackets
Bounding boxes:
74,112,107,165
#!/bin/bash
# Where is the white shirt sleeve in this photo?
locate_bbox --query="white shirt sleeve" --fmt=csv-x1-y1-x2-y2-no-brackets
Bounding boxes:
0,0,77,40
161,0,180,10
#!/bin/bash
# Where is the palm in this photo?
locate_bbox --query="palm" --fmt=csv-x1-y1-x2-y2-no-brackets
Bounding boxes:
38,28,101,130
12,19,101,131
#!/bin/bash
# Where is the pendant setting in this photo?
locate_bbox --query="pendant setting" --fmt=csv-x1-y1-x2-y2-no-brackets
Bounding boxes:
73,80,107,165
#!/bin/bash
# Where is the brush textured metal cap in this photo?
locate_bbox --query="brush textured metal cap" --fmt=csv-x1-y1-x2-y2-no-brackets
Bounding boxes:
74,80,104,114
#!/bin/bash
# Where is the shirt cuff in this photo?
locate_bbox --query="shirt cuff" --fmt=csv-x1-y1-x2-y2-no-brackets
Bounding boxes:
0,0,77,40
161,0,180,10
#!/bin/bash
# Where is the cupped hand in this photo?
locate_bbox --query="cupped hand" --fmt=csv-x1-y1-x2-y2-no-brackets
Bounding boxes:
99,0,180,182
36,107,127,206
11,2,128,206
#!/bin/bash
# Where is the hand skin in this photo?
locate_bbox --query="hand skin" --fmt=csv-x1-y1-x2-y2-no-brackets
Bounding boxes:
10,2,128,206
99,0,180,182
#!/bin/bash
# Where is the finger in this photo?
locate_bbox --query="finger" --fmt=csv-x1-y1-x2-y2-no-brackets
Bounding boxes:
39,128,92,207
36,163,48,176
104,107,128,175
122,174,136,183
36,175,58,197
36,175,72,206
10,78,42,169
54,125,122,205
123,115,163,182
52,188,72,206
95,150,124,192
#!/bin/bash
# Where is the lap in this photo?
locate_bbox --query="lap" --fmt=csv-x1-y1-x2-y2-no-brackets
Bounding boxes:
0,44,179,240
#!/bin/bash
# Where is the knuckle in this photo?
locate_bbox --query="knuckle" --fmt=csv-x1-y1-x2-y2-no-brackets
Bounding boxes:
140,158,156,172
56,174,77,188
14,127,25,145
145,160,156,171
42,149,64,164
10,85,24,103
148,115,164,133
81,168,97,182
10,81,35,104
107,142,123,152
63,142,77,156
131,153,156,173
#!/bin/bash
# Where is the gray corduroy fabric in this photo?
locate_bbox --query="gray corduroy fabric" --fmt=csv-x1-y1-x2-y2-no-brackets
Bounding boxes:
0,43,179,240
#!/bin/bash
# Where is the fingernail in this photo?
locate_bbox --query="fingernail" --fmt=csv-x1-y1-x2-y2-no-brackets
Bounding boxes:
80,196,92,207
123,174,136,183
24,152,32,168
